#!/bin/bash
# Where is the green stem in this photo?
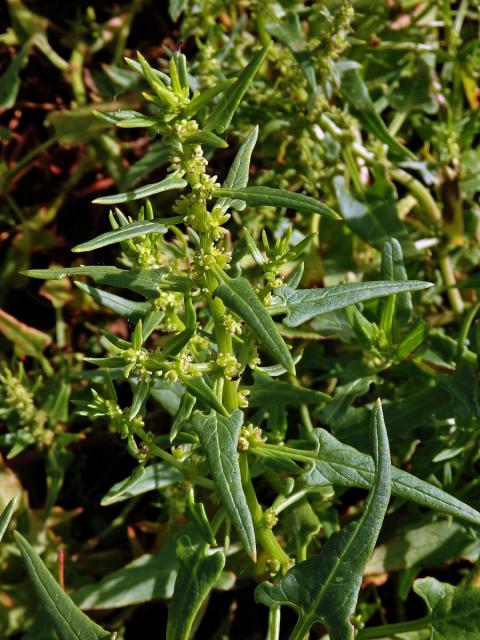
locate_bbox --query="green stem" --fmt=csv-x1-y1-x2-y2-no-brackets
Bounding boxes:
357,616,431,639
439,253,464,315
390,168,442,226
343,146,364,194
5,136,58,180
267,606,281,640
457,303,480,362
239,453,291,572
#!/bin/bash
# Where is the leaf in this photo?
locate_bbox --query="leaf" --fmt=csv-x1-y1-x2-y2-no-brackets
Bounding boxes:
74,530,186,609
255,399,391,640
213,186,340,220
101,462,183,505
333,171,411,249
166,536,225,640
180,375,227,417
193,410,256,560
14,532,111,639
206,46,269,133
72,217,183,252
215,125,259,211
124,141,171,188
0,497,17,542
266,11,316,91
413,577,480,639
168,0,189,20
304,428,480,526
0,308,52,358
381,238,413,326
92,174,187,204
359,578,480,639
75,282,151,321
129,378,151,420
214,274,294,374
24,266,183,298
248,371,331,407
274,280,431,327
340,68,415,160
184,130,228,148
0,41,30,109
47,109,109,145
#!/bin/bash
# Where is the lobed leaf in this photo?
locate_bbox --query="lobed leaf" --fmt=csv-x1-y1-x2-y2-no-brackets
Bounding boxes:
255,399,391,640
304,428,480,526
193,410,256,560
274,280,432,327
213,186,340,220
166,536,225,640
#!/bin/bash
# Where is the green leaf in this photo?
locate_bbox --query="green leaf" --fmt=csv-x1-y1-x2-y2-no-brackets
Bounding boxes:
333,170,411,249
266,11,316,91
274,280,431,327
381,238,413,328
92,174,187,204
213,186,340,220
72,217,184,252
184,130,228,148
74,282,150,321
101,462,183,506
185,80,236,119
193,410,256,560
129,378,151,420
0,308,52,359
180,375,227,417
340,69,415,160
359,578,480,639
124,141,171,188
205,46,269,133
255,399,391,640
168,0,189,21
166,536,225,640
0,41,30,109
0,497,17,542
248,371,331,407
304,428,480,526
24,266,184,298
216,125,259,211
214,273,294,374
14,531,111,639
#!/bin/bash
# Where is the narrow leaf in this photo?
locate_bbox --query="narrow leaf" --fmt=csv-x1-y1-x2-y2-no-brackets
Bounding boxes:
341,69,415,160
0,497,17,542
0,41,31,109
0,308,52,358
206,46,269,133
248,371,330,407
274,280,432,327
14,532,111,640
92,174,186,204
256,400,391,640
72,217,183,252
214,274,294,374
101,463,183,506
193,410,256,559
166,536,225,640
304,428,480,526
216,126,259,211
75,282,150,321
213,186,340,220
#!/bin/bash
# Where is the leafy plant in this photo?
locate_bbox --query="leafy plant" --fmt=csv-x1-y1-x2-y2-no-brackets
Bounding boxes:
1,1,480,638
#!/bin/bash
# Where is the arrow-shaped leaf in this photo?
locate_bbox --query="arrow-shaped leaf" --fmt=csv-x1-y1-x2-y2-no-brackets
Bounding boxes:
274,280,432,327
304,428,480,526
213,186,340,220
214,273,294,374
166,535,225,640
14,531,111,640
256,400,391,640
193,410,256,560
92,174,186,204
72,217,183,252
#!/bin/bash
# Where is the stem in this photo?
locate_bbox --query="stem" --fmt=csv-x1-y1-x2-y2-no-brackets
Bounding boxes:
5,136,58,180
69,42,87,106
267,606,281,640
388,110,407,136
390,168,442,225
343,146,364,194
457,303,480,362
239,453,291,572
440,253,464,315
357,616,431,639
